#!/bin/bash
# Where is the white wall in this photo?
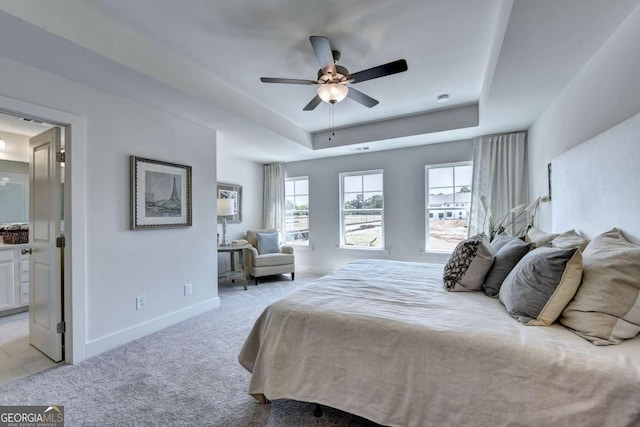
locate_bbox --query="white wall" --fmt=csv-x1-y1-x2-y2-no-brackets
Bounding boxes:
216,135,263,272
285,140,473,273
0,130,29,162
216,136,263,240
528,4,640,231
552,111,640,243
0,56,219,358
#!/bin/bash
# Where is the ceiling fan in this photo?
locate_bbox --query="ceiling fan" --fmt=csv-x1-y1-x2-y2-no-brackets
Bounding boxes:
260,36,408,111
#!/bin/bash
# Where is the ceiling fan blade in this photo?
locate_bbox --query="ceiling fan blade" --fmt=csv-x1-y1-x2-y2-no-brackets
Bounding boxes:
309,36,337,76
260,77,317,85
347,87,379,108
303,95,322,111
349,59,408,84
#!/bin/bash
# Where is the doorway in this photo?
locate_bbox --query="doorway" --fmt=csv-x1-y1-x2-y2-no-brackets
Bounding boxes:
0,111,64,385
0,94,87,372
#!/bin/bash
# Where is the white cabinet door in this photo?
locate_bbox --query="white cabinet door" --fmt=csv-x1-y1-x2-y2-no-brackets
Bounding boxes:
0,260,15,310
20,256,29,305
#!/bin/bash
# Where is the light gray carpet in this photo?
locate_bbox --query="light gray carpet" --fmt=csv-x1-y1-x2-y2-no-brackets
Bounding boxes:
0,271,381,426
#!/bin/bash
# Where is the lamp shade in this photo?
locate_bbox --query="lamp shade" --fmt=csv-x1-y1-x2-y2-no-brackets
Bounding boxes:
0,138,5,151
317,83,348,104
217,198,235,216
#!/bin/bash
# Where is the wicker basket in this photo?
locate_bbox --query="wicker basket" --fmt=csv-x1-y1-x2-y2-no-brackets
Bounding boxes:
2,230,29,244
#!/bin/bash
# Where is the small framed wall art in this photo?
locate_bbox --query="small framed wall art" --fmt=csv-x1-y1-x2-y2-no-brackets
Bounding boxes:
130,156,192,230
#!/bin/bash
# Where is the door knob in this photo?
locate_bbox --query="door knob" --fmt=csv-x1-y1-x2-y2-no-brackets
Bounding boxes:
21,248,32,255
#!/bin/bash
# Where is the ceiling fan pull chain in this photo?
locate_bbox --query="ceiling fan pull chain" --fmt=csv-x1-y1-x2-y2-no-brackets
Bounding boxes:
329,103,335,142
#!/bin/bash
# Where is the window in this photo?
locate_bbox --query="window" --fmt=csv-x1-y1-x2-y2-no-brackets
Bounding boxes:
340,170,384,249
285,176,309,245
425,162,472,252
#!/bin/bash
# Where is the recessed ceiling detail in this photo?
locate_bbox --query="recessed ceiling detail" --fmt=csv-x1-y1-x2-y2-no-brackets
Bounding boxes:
1,0,637,162
313,104,479,150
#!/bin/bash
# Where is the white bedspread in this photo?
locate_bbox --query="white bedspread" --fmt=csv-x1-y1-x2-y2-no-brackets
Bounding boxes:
238,260,640,427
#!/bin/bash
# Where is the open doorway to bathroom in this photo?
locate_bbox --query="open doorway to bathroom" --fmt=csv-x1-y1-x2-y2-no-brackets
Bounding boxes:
0,110,65,385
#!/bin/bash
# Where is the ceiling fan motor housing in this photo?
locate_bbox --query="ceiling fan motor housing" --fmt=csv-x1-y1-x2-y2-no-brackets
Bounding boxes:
318,65,349,82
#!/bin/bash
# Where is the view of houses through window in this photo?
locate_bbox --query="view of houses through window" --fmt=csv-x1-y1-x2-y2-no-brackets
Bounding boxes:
425,163,472,251
285,176,309,244
340,170,384,248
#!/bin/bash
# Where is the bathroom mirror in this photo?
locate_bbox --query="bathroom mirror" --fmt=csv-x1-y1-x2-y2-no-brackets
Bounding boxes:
0,160,29,224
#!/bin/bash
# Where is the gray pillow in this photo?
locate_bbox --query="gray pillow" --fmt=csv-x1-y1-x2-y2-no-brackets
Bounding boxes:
551,229,589,251
525,227,558,248
256,232,280,254
490,233,519,253
483,239,533,297
443,234,494,292
499,246,583,326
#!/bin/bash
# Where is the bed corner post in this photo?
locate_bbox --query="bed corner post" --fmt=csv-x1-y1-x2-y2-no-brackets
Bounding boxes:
313,404,323,417
251,393,271,404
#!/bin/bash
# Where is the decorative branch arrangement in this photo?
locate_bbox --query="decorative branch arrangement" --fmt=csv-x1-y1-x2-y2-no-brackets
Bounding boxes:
478,195,550,241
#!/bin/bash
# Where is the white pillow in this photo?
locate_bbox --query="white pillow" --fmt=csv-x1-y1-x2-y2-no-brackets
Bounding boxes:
560,228,640,345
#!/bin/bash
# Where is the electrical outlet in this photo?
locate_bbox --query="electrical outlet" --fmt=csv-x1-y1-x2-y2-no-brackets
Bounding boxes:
184,283,193,296
136,295,146,310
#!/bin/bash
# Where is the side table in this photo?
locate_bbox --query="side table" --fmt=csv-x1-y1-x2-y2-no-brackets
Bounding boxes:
218,243,252,290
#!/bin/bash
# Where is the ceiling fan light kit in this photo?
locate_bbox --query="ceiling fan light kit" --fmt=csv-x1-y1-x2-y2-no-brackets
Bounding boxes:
317,83,349,104
260,36,408,111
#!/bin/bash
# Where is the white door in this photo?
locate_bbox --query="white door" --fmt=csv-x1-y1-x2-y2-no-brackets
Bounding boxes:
28,127,63,362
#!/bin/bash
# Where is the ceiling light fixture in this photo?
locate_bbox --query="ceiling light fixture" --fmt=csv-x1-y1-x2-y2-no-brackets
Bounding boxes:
18,117,53,126
437,94,450,103
0,137,5,151
317,83,349,104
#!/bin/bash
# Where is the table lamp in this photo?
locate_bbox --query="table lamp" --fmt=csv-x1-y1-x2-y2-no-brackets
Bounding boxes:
217,198,235,246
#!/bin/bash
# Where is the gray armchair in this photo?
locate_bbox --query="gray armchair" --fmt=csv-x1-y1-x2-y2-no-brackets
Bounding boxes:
245,229,295,285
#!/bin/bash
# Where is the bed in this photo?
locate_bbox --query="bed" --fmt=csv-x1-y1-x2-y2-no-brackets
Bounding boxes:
240,112,640,426
239,259,640,426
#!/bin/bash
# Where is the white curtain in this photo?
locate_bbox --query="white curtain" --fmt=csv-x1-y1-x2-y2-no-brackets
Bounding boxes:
469,132,528,237
263,163,286,234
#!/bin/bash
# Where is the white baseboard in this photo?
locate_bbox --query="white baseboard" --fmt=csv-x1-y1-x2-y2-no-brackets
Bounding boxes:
84,297,220,359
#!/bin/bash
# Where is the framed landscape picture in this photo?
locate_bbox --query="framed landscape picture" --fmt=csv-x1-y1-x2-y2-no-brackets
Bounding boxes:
130,156,192,230
217,182,242,224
